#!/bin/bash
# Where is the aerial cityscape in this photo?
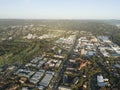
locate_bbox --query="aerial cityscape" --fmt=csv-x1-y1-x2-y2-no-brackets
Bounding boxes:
0,20,119,90
0,0,120,90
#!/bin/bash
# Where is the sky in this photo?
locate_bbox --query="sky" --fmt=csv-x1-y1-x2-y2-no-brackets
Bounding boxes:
0,0,120,19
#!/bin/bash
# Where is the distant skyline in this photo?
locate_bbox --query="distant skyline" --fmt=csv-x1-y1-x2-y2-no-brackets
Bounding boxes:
0,0,120,19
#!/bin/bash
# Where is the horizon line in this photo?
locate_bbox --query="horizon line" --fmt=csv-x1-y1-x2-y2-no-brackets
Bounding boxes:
0,18,120,20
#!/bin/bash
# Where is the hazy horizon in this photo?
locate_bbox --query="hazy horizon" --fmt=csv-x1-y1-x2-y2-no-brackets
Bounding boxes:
0,0,120,19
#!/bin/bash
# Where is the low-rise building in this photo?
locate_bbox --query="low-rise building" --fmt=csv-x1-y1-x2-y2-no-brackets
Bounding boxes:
39,71,54,87
58,86,71,90
15,69,35,78
97,75,109,87
30,70,45,84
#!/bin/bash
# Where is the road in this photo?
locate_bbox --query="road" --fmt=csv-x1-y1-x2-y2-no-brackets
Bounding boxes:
52,32,79,90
